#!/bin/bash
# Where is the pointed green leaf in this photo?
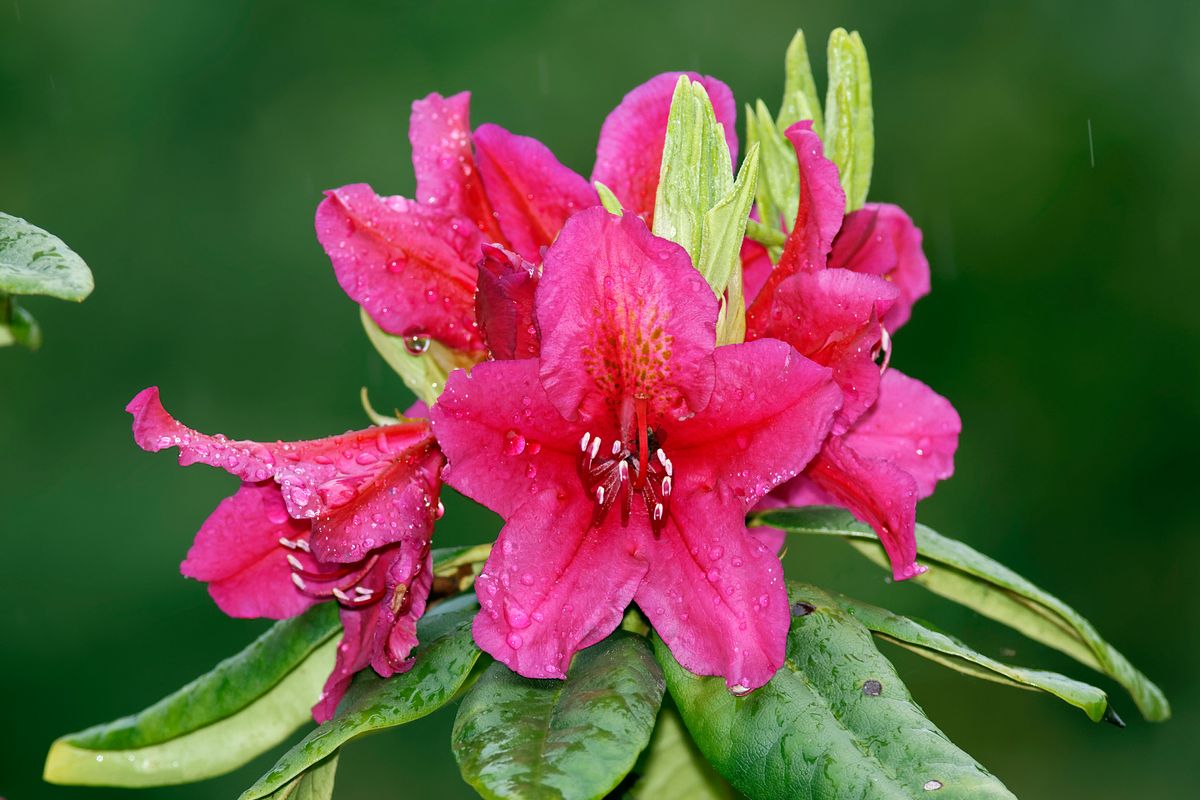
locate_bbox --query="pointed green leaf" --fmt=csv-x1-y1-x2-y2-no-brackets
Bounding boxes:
0,211,94,301
361,308,475,406
627,705,735,800
830,589,1111,721
778,29,824,134
452,630,665,800
747,101,798,236
44,604,341,787
702,144,758,345
595,181,625,216
753,506,1170,721
823,29,874,211
658,583,1016,800
240,594,483,799
0,295,42,349
261,755,338,800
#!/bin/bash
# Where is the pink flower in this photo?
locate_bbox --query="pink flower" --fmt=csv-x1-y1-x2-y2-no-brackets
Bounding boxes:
744,121,959,580
126,387,443,721
431,208,842,691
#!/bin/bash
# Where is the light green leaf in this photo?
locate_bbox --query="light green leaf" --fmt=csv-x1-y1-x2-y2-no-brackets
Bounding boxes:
0,295,42,349
262,755,338,800
628,705,735,800
753,506,1170,721
595,181,625,216
361,308,475,406
240,594,483,799
823,28,874,211
703,144,758,345
0,211,93,301
746,102,797,237
831,590,1112,722
658,583,1016,800
778,29,824,134
44,604,341,787
453,630,665,800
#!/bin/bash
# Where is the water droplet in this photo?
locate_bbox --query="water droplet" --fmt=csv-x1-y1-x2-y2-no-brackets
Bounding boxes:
402,328,431,354
506,633,524,649
923,780,943,792
504,429,527,456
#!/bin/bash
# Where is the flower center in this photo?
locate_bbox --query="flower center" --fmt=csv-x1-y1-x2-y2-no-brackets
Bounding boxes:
279,536,423,614
577,425,674,535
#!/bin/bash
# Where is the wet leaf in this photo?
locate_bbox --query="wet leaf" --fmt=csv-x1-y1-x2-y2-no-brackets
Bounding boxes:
823,28,874,211
746,101,798,236
0,211,93,301
44,604,341,787
754,506,1170,722
0,296,42,349
777,29,824,134
453,630,664,800
595,181,625,216
261,755,338,800
627,705,735,800
362,308,475,406
704,143,758,345
658,583,1016,799
239,594,483,799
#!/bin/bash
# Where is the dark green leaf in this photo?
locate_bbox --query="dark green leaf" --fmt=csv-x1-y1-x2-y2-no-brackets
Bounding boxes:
0,211,93,301
262,755,338,800
627,705,735,800
44,604,341,787
453,630,665,800
240,594,483,799
658,583,1016,800
753,506,1170,721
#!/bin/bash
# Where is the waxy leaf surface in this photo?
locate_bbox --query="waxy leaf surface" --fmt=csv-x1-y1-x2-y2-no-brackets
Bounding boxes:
0,211,93,301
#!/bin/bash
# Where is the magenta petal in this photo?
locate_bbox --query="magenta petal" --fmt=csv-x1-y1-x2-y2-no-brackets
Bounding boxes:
472,490,650,679
409,91,505,243
181,482,317,620
592,72,738,221
740,238,773,307
842,370,960,499
635,494,789,691
808,437,923,581
475,244,540,360
315,183,483,352
830,203,930,332
473,123,598,263
668,339,842,510
752,268,899,432
537,208,717,424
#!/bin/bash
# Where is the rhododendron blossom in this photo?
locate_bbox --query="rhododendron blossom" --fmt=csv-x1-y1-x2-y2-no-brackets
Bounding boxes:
431,208,842,691
126,387,444,720
744,121,960,579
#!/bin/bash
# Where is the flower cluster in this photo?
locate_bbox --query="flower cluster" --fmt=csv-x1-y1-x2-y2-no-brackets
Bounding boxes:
127,68,957,715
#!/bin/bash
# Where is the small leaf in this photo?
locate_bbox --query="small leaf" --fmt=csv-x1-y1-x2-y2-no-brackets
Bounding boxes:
0,211,93,301
823,29,874,211
703,143,758,345
778,29,824,134
658,583,1017,800
754,506,1171,721
261,755,338,800
44,604,341,787
595,181,625,216
452,630,665,800
240,595,483,800
829,589,1111,722
0,295,42,350
361,308,475,406
627,705,735,800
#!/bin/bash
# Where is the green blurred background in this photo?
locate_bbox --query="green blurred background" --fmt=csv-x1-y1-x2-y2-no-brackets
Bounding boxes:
3,0,1197,797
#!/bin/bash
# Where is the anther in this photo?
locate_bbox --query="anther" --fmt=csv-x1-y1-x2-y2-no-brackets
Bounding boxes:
279,537,297,549
611,439,622,455
661,476,672,496
286,554,304,570
290,573,307,591
332,587,352,602
589,437,601,461
653,503,664,521
580,432,591,452
596,486,606,504
355,586,374,596
618,460,629,483
295,539,311,553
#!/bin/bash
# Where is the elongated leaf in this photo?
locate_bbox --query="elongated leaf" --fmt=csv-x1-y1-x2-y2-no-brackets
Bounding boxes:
829,589,1110,722
263,755,338,800
778,29,824,133
0,295,42,349
823,29,874,211
240,594,483,799
753,506,1170,721
44,604,341,787
628,705,735,800
0,211,94,300
703,144,758,345
595,181,625,216
361,308,475,406
453,630,664,800
658,583,1016,799
746,101,798,236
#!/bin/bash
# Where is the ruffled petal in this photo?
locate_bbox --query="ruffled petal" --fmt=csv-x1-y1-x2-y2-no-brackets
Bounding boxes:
315,183,483,352
473,124,597,262
537,208,717,425
181,482,317,620
829,203,930,332
475,244,540,360
751,268,898,432
635,493,789,691
807,436,923,581
472,489,649,679
841,370,960,499
592,72,738,221
409,91,505,243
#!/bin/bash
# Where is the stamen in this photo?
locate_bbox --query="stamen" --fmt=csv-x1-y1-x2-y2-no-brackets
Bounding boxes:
295,539,311,553
661,476,672,496
286,554,304,570
589,436,601,461
580,432,591,452
278,537,297,549
878,325,892,374
653,503,664,521
332,587,352,602
291,573,307,591
611,439,622,455
635,396,649,487
355,586,374,596
596,485,606,504
618,460,629,483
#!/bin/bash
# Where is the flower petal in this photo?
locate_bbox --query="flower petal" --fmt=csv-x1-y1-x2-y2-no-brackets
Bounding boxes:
841,370,960,499
409,91,505,243
315,183,483,352
474,244,540,360
635,494,789,691
181,482,317,620
750,268,898,432
807,436,923,580
537,208,717,425
592,72,738,221
740,238,773,306
829,203,930,332
472,489,649,679
473,123,597,262
668,339,842,510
